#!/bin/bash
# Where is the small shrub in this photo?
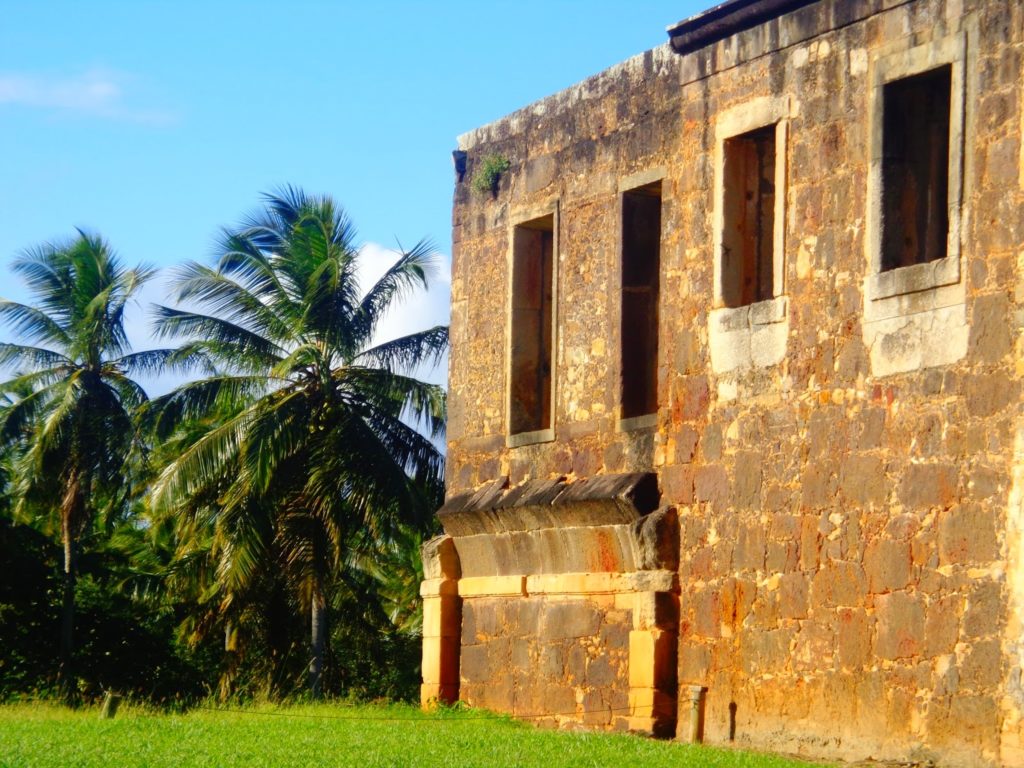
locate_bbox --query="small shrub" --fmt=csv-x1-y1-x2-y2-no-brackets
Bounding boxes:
471,154,511,196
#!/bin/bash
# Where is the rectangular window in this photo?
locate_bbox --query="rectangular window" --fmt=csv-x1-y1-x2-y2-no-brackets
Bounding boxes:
621,182,661,420
509,214,554,436
721,125,776,307
881,65,952,271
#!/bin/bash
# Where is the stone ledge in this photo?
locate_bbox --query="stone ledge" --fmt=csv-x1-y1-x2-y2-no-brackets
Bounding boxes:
709,298,790,374
617,413,658,433
438,472,660,538
507,427,555,449
675,0,917,85
866,255,960,302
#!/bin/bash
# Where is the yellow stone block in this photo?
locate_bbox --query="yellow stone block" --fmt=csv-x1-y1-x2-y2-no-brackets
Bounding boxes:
628,716,657,733
421,636,442,684
421,596,461,639
629,631,656,688
421,636,460,686
420,683,458,708
420,578,458,598
629,629,676,688
628,686,676,720
615,592,637,612
458,575,526,597
528,572,617,595
422,597,442,638
629,685,656,717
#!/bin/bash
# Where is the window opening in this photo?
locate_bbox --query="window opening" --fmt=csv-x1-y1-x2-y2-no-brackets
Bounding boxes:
510,214,554,436
621,182,661,419
721,125,776,307
881,65,952,271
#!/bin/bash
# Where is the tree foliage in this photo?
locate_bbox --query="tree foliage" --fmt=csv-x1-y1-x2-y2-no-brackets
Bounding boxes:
0,190,446,705
147,187,446,698
0,233,174,702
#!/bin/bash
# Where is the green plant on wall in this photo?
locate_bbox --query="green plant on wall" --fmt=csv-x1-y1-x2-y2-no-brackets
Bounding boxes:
471,154,511,196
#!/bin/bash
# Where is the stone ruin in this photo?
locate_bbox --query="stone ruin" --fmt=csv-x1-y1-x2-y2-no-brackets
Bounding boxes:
421,1,1024,765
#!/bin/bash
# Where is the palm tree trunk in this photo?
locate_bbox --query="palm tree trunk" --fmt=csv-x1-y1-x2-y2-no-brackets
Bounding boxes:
58,522,78,706
309,587,327,699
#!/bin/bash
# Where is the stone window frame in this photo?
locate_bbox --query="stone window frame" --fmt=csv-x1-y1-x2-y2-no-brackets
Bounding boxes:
711,95,790,321
864,31,966,311
616,166,666,434
708,96,792,376
505,199,560,449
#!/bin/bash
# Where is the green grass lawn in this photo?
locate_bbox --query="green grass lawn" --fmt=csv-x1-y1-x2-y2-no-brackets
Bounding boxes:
0,702,821,768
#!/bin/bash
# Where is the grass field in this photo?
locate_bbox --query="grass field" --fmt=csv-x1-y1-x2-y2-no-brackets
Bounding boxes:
0,702,821,768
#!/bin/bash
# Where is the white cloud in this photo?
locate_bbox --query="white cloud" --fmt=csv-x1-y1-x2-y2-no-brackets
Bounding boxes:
0,68,177,125
357,242,451,388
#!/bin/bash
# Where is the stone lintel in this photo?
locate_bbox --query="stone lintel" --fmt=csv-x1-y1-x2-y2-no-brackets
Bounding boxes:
526,570,678,595
457,575,528,597
455,570,678,598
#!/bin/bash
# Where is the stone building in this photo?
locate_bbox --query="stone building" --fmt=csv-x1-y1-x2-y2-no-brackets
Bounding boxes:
420,0,1024,765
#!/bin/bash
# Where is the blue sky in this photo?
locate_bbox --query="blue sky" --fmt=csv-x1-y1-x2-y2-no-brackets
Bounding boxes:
0,1,703,390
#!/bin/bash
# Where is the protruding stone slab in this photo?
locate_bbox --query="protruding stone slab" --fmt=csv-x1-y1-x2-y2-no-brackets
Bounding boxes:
438,473,659,538
632,507,680,571
422,534,462,580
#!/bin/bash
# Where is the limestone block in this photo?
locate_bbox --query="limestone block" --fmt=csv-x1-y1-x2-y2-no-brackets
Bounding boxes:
421,635,460,687
459,643,489,684
863,303,968,377
633,591,680,631
708,298,789,374
628,629,677,688
421,535,461,580
422,596,461,639
969,292,1012,364
938,504,999,565
419,578,458,598
875,592,925,660
458,575,527,597
836,607,872,670
898,463,959,510
864,538,912,593
631,506,680,570
525,155,556,194
540,601,602,640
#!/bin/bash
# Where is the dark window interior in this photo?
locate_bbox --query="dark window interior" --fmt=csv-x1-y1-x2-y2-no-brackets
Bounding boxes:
721,124,776,308
510,215,554,435
621,182,661,419
881,65,952,271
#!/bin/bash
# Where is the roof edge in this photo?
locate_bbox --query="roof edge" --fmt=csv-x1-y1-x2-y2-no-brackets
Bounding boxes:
667,0,822,55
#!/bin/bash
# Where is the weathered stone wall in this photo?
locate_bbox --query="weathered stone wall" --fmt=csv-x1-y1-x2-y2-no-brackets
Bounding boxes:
460,595,631,727
440,0,1024,765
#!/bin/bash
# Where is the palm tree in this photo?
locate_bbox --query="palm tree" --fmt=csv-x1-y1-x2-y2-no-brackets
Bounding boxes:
149,187,447,698
0,232,170,702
